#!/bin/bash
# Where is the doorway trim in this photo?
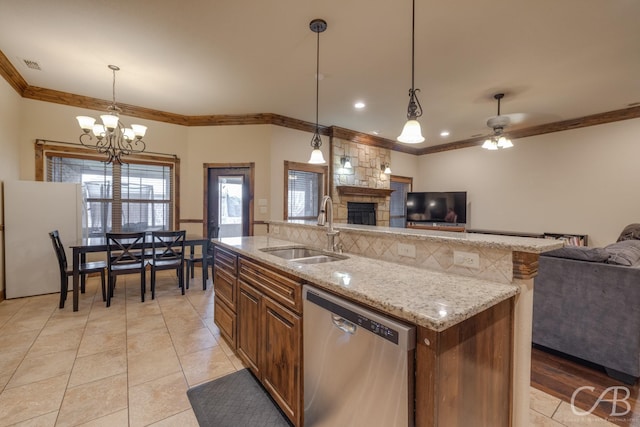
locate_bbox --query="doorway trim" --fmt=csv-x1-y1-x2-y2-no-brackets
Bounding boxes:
203,162,255,236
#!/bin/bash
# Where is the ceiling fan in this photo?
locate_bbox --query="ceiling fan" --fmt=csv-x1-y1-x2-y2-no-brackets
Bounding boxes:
482,93,514,150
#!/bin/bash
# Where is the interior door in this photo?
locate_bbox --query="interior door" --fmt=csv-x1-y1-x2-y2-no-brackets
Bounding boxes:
207,166,253,238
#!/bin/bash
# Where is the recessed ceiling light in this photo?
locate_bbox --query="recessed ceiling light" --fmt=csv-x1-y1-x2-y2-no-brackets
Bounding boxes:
440,130,450,137
354,102,366,109
371,130,379,135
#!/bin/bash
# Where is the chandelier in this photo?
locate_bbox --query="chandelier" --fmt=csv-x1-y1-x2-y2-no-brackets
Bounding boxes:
397,0,425,144
308,19,328,164
76,65,147,163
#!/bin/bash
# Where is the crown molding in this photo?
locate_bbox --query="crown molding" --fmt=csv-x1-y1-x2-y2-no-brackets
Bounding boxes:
418,105,640,155
2,50,639,156
0,50,28,94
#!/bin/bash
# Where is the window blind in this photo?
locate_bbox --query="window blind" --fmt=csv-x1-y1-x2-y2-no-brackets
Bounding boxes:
47,155,174,235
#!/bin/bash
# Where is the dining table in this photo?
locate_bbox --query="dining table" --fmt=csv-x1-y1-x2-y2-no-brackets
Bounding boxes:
67,233,210,312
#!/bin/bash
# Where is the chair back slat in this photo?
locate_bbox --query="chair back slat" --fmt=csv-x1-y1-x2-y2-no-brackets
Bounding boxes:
151,230,186,261
106,232,146,267
49,230,68,272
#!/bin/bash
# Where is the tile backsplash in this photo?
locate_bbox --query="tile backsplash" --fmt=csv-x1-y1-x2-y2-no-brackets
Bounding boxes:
269,222,514,284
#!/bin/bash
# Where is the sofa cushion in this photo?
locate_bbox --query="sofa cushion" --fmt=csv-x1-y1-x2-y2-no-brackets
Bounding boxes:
617,223,640,242
605,240,640,266
543,246,609,262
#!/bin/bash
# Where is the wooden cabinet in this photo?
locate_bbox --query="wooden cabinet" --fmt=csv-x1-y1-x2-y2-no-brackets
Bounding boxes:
415,298,513,427
261,296,301,425
213,246,238,348
237,281,261,374
237,257,302,427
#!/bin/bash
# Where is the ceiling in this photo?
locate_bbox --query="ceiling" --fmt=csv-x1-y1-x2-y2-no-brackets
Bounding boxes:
1,0,639,149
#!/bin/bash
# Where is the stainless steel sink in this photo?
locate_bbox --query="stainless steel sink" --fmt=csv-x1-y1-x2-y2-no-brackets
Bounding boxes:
260,246,348,264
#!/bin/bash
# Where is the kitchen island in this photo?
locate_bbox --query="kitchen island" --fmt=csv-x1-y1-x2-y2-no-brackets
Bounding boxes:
212,225,561,426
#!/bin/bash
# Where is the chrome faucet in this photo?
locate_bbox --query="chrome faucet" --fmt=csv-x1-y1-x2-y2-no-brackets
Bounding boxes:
318,195,340,252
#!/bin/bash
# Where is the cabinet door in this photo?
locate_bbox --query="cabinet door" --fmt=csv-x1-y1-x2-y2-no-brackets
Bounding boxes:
261,297,302,426
213,298,236,348
237,281,262,377
213,266,236,310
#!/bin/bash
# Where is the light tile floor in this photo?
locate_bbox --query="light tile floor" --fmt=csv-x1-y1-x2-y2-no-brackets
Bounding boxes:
0,273,618,426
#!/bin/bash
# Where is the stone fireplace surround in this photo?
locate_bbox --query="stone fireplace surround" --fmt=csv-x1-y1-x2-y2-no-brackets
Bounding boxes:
331,138,392,226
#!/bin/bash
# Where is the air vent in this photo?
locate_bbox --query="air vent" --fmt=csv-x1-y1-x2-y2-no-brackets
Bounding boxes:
22,59,41,70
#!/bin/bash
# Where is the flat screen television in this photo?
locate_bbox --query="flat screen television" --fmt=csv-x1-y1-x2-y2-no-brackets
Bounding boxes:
406,191,467,225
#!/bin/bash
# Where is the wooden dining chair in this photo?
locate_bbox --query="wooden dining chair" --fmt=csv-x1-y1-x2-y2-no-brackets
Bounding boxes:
49,230,107,309
106,232,147,307
148,230,186,298
185,225,219,289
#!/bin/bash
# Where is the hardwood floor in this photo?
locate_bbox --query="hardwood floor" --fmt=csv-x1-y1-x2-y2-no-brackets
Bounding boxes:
531,345,640,426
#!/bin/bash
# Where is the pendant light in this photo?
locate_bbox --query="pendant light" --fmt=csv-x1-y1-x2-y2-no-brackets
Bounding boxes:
482,93,514,150
397,0,425,144
308,19,328,164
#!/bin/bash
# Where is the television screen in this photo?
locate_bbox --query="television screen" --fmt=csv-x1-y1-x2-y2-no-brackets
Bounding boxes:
406,192,467,224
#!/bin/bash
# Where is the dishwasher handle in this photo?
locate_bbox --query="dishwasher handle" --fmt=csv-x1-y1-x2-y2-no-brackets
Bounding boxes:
331,314,356,334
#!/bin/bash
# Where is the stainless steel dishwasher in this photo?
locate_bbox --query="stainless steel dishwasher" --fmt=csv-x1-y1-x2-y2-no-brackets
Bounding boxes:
303,285,416,427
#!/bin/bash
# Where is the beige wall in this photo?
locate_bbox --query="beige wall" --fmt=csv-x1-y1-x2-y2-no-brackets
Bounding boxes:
416,118,640,246
269,126,329,221
390,149,419,182
0,78,22,294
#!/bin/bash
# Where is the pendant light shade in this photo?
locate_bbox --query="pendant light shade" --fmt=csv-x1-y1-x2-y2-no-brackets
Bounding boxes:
308,19,327,164
397,0,425,144
398,119,424,144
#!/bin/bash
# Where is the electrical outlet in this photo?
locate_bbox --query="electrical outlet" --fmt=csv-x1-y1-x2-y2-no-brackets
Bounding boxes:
397,243,416,258
453,251,480,269
272,225,280,234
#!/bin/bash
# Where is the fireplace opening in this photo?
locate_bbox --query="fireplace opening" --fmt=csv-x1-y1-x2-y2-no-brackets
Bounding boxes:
347,202,376,226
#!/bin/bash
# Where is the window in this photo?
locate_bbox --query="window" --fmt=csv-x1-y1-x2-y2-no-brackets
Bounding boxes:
42,146,177,237
284,161,328,220
389,175,413,228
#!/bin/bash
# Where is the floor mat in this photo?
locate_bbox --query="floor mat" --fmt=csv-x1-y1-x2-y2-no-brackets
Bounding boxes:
187,369,292,427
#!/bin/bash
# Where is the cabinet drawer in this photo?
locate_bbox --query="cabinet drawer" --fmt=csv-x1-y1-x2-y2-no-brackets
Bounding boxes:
239,258,302,314
214,246,237,276
214,298,236,349
213,266,236,311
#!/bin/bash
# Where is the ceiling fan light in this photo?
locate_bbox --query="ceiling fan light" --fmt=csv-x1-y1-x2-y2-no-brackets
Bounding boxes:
397,119,425,144
308,148,326,164
498,136,513,148
482,138,498,150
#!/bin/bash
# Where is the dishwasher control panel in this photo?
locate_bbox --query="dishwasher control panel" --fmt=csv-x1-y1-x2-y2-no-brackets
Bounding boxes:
356,316,399,344
306,288,400,345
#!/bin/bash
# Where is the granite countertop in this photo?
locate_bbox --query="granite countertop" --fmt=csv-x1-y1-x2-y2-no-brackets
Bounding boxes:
214,236,520,332
267,220,564,253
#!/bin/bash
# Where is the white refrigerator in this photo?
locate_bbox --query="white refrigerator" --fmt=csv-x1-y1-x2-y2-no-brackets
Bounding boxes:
4,180,83,299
